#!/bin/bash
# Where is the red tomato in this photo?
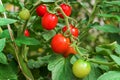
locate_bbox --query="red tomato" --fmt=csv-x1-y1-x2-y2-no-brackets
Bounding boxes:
63,46,77,57
58,3,72,18
51,34,69,54
36,4,47,17
62,24,79,37
42,13,58,30
24,29,30,37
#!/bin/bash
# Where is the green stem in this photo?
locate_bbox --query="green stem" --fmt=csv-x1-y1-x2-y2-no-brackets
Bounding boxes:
79,0,99,40
68,17,77,23
88,59,115,66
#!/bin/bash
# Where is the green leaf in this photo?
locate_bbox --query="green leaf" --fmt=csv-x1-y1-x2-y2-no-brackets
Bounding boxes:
28,55,50,69
110,55,120,66
94,55,109,71
96,47,112,55
0,30,10,38
0,62,18,79
98,42,117,50
0,38,6,52
105,1,120,6
41,0,55,2
48,55,75,80
0,18,17,26
18,52,34,79
97,71,120,80
83,64,102,80
115,44,120,54
15,36,40,46
93,25,120,33
42,30,56,41
0,52,8,64
97,14,120,21
0,4,5,12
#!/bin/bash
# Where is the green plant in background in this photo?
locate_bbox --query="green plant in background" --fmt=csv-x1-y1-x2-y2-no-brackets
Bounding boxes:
0,0,120,80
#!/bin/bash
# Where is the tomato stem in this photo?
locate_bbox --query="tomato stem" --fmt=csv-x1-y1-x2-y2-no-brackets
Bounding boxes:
79,0,99,41
88,59,116,66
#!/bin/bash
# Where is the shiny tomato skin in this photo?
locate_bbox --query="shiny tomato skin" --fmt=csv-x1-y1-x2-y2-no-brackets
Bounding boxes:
63,46,76,57
51,34,69,54
58,3,72,18
42,13,58,30
36,4,47,17
72,59,91,78
24,29,30,37
62,24,79,37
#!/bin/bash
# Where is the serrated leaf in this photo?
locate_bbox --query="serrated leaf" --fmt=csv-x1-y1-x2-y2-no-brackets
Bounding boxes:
48,55,75,80
110,55,120,66
0,52,8,64
93,25,120,33
15,36,40,46
0,61,18,79
0,4,5,12
97,71,120,80
83,64,102,80
0,18,17,26
43,30,56,41
0,38,6,52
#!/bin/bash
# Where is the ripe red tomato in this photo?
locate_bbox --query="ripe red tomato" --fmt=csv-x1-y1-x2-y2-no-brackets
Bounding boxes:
19,9,30,20
63,46,77,57
72,59,91,78
51,34,69,54
62,24,79,37
42,13,58,30
58,3,72,18
24,29,30,37
36,4,47,17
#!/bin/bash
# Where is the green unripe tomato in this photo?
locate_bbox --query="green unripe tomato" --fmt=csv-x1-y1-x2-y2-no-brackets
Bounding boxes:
72,59,91,78
19,9,30,20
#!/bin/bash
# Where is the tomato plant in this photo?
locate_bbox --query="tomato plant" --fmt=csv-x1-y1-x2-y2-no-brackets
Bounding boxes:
36,4,47,17
1,0,120,80
72,59,91,78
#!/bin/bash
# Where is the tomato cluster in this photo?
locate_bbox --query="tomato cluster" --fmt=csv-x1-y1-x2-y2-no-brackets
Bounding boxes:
35,3,79,57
